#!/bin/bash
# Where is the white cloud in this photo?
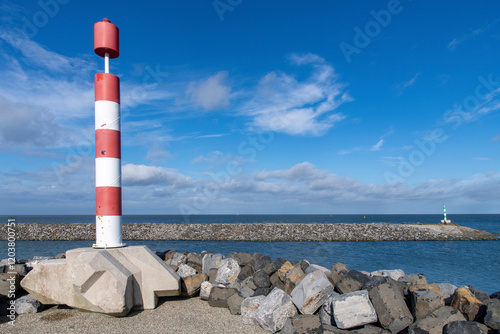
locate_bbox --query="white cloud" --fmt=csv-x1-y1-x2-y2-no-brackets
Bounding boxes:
448,28,483,51
240,53,352,136
185,71,231,110
122,163,193,188
395,73,419,96
370,139,384,151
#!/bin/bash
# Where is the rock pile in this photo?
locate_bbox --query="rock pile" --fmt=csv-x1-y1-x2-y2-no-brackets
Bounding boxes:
2,251,500,333
1,222,498,241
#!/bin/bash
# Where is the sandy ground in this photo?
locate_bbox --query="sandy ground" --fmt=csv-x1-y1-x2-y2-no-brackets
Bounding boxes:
0,297,268,334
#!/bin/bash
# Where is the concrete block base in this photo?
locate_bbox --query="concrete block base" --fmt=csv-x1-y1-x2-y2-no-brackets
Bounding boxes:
21,246,180,316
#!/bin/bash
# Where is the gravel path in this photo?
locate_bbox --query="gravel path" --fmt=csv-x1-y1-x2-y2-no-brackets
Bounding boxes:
0,297,267,334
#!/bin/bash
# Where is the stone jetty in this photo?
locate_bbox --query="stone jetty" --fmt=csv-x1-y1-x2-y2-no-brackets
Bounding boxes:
2,249,500,333
1,222,498,241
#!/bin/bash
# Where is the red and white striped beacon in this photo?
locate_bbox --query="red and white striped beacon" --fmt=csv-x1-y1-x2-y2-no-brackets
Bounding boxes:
93,18,124,248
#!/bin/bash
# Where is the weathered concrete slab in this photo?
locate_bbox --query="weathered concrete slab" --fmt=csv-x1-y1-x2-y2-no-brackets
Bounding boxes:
21,246,181,316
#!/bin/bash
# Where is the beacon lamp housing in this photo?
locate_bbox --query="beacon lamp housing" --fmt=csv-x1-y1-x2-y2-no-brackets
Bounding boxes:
94,19,119,59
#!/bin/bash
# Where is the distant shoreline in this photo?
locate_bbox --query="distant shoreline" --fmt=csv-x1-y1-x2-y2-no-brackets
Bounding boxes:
1,222,498,241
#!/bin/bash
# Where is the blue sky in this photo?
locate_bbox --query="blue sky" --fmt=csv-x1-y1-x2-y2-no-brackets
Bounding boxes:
1,0,499,215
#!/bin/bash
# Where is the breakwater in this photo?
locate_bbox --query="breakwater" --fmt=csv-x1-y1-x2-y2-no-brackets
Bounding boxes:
1,222,498,241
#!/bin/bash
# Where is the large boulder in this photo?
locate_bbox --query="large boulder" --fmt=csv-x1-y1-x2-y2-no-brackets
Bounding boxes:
241,295,266,326
207,287,236,308
285,267,306,295
181,273,207,297
331,290,378,330
167,251,187,270
252,253,272,271
451,286,486,321
282,314,323,334
255,288,298,332
408,306,466,334
215,258,240,284
253,270,271,289
278,261,295,281
443,321,488,334
202,253,225,275
186,253,203,273
371,269,405,281
291,271,334,315
0,273,19,297
177,264,197,278
369,282,413,333
336,270,370,294
227,252,253,267
200,281,217,300
264,258,288,276
437,283,457,305
15,294,41,314
238,265,254,281
484,299,500,330
227,293,244,315
411,288,445,320
319,292,340,326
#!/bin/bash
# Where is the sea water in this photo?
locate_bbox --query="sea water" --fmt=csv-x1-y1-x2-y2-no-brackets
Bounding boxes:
1,214,499,294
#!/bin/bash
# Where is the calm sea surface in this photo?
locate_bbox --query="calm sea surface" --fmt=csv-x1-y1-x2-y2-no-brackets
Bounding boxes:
1,214,499,294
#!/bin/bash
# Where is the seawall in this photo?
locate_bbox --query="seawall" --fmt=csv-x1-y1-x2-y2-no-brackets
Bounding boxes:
1,222,498,241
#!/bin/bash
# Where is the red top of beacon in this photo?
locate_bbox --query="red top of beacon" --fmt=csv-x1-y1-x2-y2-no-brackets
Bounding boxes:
94,18,119,58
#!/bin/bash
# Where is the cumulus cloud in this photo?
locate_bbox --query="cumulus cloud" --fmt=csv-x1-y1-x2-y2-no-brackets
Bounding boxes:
240,53,351,136
122,163,193,188
185,71,231,110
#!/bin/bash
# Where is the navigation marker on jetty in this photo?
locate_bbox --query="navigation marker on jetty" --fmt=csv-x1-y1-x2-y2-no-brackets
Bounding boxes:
441,203,451,224
93,18,123,248
19,19,180,316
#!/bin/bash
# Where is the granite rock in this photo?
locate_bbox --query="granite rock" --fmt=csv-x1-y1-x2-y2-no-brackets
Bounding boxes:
282,314,323,334
255,287,298,333
291,270,335,315
408,306,466,334
177,263,197,278
228,252,253,267
371,269,405,281
319,291,340,326
369,282,413,333
181,273,207,297
451,286,486,322
253,254,272,272
278,261,295,281
437,283,457,305
215,258,240,284
238,265,254,281
15,294,41,314
241,295,266,326
411,288,445,320
253,269,271,289
207,287,236,308
331,290,378,330
484,299,500,330
443,320,487,334
285,267,306,295
200,281,220,300
227,293,244,315
202,253,225,275
336,270,370,294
